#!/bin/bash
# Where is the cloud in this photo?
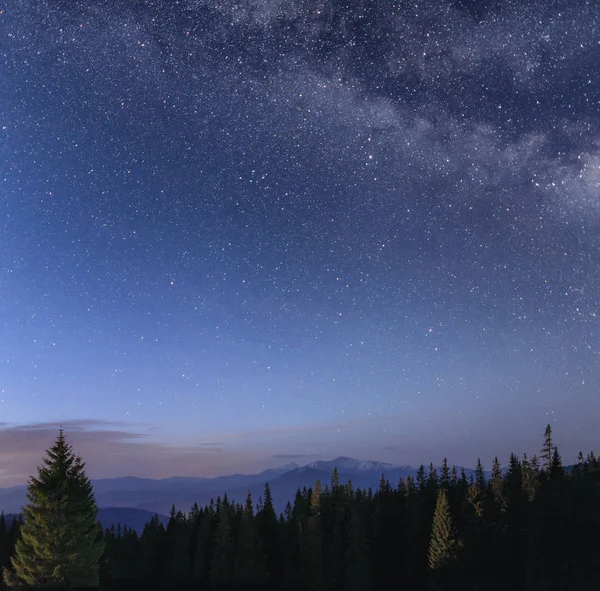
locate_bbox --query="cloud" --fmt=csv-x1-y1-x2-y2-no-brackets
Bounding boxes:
0,420,253,486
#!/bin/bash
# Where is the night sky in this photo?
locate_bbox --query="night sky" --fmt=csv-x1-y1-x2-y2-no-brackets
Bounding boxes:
1,0,599,485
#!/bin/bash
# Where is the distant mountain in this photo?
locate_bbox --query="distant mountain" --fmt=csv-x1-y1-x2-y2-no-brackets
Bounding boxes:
92,462,300,495
0,463,301,514
3,508,168,535
96,507,168,533
0,458,483,516
306,456,401,473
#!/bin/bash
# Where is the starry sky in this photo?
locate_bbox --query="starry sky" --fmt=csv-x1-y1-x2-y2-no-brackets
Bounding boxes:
1,0,599,485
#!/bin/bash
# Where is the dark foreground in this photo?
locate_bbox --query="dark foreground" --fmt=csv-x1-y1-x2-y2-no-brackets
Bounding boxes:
2,428,599,591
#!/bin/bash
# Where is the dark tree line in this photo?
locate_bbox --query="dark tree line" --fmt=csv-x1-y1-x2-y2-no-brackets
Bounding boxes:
1,425,599,590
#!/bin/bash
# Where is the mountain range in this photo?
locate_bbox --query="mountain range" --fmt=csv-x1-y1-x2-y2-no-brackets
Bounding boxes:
0,457,480,532
3,508,169,535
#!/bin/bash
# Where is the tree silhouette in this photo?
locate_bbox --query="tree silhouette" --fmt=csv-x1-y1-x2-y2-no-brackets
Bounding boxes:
3,429,104,588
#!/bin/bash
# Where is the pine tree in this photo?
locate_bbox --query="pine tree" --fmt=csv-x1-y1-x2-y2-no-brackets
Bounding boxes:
111,525,138,580
0,514,8,578
490,457,504,512
343,504,370,591
137,514,166,580
550,446,563,476
3,429,104,588
234,491,268,585
5,517,22,582
331,467,340,489
503,453,528,586
191,510,213,584
281,490,305,591
427,463,438,491
541,424,553,469
428,489,458,571
416,465,427,493
164,507,192,582
475,458,486,493
440,458,451,490
451,466,458,487
257,482,283,585
303,482,324,591
209,501,234,586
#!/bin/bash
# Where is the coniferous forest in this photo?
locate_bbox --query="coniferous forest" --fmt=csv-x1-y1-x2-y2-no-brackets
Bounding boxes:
1,425,599,590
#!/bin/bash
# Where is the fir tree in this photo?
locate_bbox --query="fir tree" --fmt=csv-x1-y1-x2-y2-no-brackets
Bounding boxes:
113,526,138,580
451,466,458,487
475,458,486,493
5,517,22,583
503,453,528,586
427,463,438,491
234,491,268,585
416,465,427,493
209,502,234,587
191,510,213,584
331,467,340,489
257,482,283,585
440,458,451,490
490,457,504,512
523,454,540,502
3,429,104,588
164,507,191,582
343,505,370,591
428,489,458,572
541,424,553,469
0,514,8,579
550,446,563,476
136,514,165,580
303,482,324,591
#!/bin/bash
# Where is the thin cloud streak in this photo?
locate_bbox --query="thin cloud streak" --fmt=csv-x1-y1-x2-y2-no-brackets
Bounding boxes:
0,421,254,486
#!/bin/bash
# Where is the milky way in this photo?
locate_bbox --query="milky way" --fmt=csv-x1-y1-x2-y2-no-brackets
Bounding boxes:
1,0,599,481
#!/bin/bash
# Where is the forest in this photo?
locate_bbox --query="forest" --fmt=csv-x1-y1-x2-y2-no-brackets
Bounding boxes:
0,425,599,590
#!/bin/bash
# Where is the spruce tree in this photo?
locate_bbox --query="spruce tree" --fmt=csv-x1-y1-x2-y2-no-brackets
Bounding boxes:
428,489,458,572
331,467,340,489
550,446,563,476
191,510,212,584
164,507,192,582
209,501,234,587
137,514,165,580
427,463,438,491
303,481,324,591
475,458,486,493
451,466,458,487
3,429,104,588
5,517,22,582
234,491,268,585
343,504,370,591
440,458,450,490
416,465,427,493
541,424,553,469
0,514,8,578
490,457,504,512
257,482,283,585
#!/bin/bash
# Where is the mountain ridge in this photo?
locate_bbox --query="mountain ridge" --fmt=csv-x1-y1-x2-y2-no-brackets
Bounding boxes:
0,456,482,515
3,507,169,534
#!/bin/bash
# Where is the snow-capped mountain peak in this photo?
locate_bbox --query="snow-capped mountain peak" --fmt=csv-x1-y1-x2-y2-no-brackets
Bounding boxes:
305,456,400,473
